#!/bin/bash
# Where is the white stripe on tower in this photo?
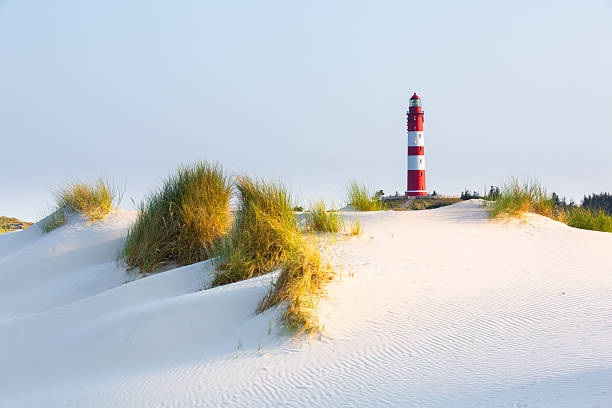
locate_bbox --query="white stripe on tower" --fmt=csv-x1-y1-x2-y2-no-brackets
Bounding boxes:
407,155,426,170
407,131,424,146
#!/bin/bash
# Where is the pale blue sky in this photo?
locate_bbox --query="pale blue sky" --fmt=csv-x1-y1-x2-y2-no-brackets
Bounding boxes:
1,0,611,221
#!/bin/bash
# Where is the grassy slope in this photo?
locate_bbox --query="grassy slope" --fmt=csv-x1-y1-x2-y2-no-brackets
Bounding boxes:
0,216,34,232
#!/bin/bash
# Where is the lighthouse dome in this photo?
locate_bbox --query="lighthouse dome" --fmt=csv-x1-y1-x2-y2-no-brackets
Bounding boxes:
409,92,421,107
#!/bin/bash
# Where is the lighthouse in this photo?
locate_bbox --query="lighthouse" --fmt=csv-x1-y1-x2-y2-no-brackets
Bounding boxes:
406,92,426,196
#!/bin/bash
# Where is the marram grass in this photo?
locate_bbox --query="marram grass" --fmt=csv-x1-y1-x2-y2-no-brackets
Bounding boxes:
488,177,611,234
212,176,334,333
40,178,117,233
487,178,554,219
122,161,231,272
305,200,344,233
55,179,117,221
257,240,334,334
348,217,364,235
346,181,384,211
212,177,301,286
40,209,67,233
566,208,612,233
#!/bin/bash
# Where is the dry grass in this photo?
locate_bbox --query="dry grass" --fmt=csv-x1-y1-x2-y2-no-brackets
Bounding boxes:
122,161,231,272
55,179,117,221
346,181,384,211
257,240,334,333
488,177,611,234
348,218,364,235
211,176,301,286
488,178,554,219
305,200,344,233
212,176,334,333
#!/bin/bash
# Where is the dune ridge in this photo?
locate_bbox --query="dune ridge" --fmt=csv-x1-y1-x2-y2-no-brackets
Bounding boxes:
1,200,611,407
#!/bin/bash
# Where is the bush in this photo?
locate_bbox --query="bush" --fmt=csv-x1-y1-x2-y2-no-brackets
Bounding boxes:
460,189,482,200
54,179,118,221
346,181,384,211
488,178,554,218
212,177,301,286
567,208,612,233
122,161,231,272
257,242,334,333
305,200,344,233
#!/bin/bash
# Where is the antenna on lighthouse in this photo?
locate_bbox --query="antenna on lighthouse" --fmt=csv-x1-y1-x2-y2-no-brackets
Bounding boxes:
405,92,426,196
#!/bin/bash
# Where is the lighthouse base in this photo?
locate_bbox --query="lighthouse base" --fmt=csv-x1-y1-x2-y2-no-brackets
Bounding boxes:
405,191,427,196
406,170,426,196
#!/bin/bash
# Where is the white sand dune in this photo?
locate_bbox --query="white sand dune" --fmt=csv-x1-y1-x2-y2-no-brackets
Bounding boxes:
1,200,611,407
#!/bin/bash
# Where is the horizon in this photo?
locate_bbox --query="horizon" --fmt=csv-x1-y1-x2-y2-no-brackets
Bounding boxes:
2,0,611,221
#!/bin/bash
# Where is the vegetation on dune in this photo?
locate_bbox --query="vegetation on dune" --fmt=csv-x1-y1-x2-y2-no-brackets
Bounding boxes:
212,176,334,333
40,210,67,233
257,241,334,333
346,181,384,211
305,200,344,233
39,179,119,233
0,216,33,233
488,177,612,233
212,177,301,286
122,161,231,273
382,196,460,211
348,217,363,235
55,179,118,221
487,178,554,219
566,208,612,233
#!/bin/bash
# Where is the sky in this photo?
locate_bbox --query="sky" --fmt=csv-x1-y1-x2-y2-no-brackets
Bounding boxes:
1,0,611,221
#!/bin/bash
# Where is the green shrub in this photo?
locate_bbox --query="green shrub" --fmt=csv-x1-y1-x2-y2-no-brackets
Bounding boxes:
122,161,231,272
346,181,384,211
54,179,117,221
488,178,554,218
567,208,612,232
212,176,301,286
305,200,344,233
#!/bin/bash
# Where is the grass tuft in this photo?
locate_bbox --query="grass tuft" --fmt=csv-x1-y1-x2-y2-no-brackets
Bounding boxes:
257,241,334,333
488,178,554,219
305,200,344,233
212,176,335,333
122,161,231,272
211,176,301,286
39,209,67,233
54,179,118,221
566,208,612,232
348,218,364,235
346,181,384,211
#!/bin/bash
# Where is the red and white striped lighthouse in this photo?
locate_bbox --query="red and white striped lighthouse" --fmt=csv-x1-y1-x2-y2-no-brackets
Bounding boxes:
406,92,426,196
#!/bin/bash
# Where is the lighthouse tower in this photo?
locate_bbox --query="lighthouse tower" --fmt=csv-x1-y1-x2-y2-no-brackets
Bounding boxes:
406,92,426,196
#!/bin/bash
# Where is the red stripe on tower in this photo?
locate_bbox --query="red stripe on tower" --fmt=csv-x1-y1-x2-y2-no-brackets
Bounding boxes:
406,92,426,196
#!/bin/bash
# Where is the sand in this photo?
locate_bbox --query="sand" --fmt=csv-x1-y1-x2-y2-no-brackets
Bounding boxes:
1,200,611,407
